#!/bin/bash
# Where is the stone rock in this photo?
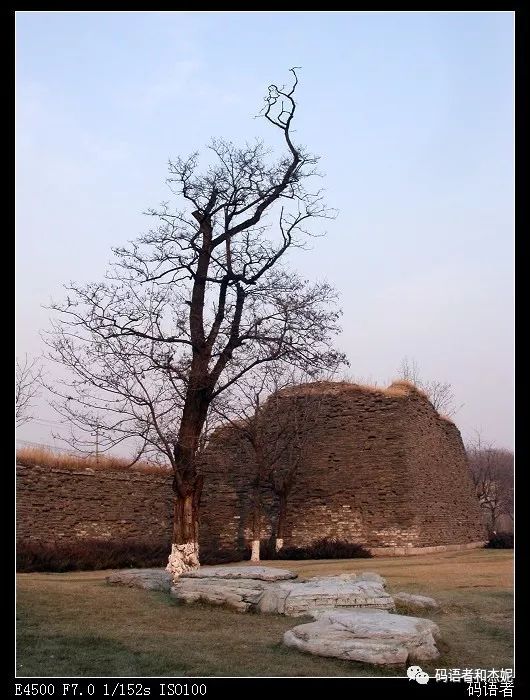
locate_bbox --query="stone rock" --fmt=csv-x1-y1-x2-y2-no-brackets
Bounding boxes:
181,565,297,581
106,568,172,592
393,592,439,609
279,577,394,617
256,587,291,614
283,609,440,665
355,572,387,586
107,565,397,622
171,577,267,612
171,570,394,616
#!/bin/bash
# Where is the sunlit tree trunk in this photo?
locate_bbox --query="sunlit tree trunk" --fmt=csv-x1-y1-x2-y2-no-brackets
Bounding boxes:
275,490,288,552
166,389,207,579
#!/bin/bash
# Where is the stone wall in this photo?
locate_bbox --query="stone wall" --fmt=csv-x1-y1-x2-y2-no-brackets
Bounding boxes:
199,381,487,552
16,465,173,546
16,381,487,555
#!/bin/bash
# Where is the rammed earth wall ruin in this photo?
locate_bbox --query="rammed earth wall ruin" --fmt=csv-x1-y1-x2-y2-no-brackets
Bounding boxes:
16,382,487,555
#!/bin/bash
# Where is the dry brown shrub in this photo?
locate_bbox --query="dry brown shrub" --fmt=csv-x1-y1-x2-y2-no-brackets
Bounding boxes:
15,446,171,475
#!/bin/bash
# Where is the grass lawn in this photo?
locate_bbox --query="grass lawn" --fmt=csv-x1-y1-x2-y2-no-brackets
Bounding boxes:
16,549,513,677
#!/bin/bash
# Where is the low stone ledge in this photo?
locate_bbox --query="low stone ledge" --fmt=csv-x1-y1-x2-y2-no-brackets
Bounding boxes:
393,592,439,609
106,568,172,591
369,541,488,556
170,571,395,616
354,572,387,586
180,565,297,581
279,577,394,617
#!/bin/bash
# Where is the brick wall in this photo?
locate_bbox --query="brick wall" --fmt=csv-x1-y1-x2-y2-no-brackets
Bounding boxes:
200,382,487,551
16,465,174,546
16,381,487,555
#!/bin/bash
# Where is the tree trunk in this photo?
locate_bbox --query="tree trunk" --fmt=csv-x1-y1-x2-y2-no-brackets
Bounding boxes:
250,539,260,562
487,506,497,537
167,390,209,579
250,479,261,562
166,218,214,579
166,479,203,579
275,491,287,552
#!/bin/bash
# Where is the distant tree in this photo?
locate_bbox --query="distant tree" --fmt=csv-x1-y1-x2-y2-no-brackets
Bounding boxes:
267,388,323,553
46,69,346,577
467,432,514,535
214,366,326,561
214,366,289,562
398,356,463,417
398,357,422,386
15,355,42,427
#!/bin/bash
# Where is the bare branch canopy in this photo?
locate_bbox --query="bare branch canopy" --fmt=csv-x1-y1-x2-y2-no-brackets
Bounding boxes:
45,69,347,575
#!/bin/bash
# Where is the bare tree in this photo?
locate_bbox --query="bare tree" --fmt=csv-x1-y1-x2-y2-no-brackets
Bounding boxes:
47,69,346,577
267,387,323,553
15,355,42,427
214,365,324,561
44,326,203,467
398,356,463,417
213,365,293,561
398,357,421,386
467,431,514,535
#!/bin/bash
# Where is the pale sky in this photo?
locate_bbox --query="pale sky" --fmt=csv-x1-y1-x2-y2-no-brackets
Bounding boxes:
15,11,514,450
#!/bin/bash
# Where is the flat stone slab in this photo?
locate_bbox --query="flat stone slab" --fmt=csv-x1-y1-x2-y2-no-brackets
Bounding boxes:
171,572,395,616
106,568,172,592
181,565,297,581
393,592,439,609
355,572,387,586
172,577,266,612
283,609,440,665
279,576,394,616
106,566,395,620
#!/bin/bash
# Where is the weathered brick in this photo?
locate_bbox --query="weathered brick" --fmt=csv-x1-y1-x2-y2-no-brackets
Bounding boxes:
200,382,487,552
16,382,487,556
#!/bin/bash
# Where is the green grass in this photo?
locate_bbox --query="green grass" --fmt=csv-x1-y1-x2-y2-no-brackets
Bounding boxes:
16,549,513,677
